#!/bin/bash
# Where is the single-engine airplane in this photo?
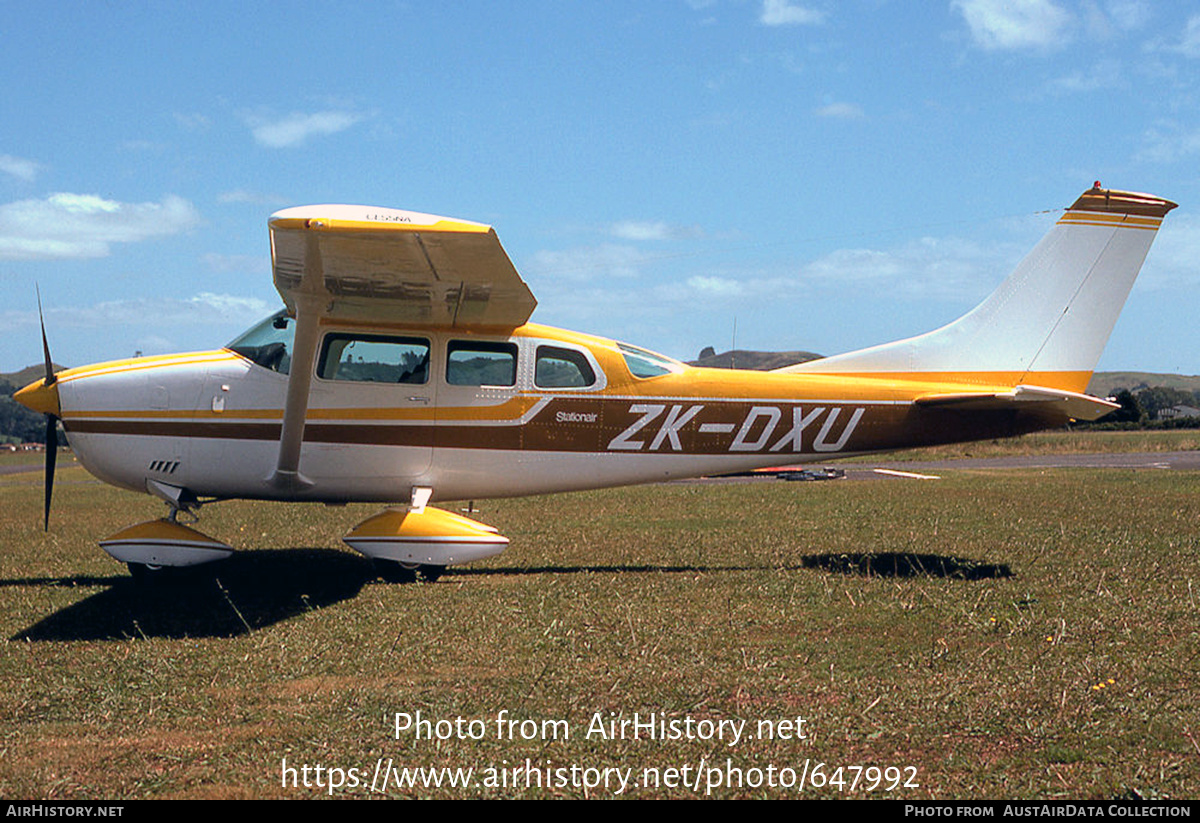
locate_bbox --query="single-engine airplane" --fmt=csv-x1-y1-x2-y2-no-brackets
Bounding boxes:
15,184,1176,581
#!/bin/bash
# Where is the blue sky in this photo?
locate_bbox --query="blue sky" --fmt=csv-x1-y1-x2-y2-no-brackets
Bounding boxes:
3,1,1199,375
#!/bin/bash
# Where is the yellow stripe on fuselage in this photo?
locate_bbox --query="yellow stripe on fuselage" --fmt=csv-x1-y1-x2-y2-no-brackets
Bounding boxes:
51,328,1098,426
61,396,545,424
763,370,1094,395
50,350,241,385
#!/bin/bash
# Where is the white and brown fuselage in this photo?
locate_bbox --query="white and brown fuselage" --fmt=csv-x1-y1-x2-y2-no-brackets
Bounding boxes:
48,324,1078,506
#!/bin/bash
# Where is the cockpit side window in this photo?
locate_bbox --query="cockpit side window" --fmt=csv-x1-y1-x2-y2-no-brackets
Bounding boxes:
227,310,295,374
318,333,430,384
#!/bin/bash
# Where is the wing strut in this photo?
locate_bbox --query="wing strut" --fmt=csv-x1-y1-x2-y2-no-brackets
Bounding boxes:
267,232,326,492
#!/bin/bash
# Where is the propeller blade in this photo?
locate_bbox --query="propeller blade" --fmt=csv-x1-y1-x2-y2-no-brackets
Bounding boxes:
44,416,57,531
36,284,56,387
36,285,59,530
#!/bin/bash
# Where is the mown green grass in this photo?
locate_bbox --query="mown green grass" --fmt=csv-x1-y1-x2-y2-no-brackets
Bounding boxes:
853,428,1200,462
1,462,1198,799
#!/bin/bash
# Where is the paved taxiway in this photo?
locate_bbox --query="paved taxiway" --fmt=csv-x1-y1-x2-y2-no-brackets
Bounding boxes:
688,450,1200,484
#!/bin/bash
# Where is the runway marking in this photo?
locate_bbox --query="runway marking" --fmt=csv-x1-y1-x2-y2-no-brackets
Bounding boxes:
873,468,941,480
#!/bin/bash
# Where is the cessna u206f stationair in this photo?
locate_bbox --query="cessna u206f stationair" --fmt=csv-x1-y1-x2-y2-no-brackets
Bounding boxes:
16,184,1177,580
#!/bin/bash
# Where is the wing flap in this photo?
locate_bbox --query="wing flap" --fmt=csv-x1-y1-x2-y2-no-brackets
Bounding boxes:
269,205,536,327
915,384,1119,421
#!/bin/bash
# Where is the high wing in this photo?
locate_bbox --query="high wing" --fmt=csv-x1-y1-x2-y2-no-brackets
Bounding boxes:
268,205,536,327
265,205,536,492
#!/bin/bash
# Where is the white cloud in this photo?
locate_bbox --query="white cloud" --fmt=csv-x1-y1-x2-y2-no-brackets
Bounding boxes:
203,253,271,274
133,335,177,355
609,220,703,241
1135,213,1200,289
1102,0,1150,31
244,110,365,148
814,102,864,119
1171,14,1200,58
953,0,1072,50
1080,0,1150,39
4,293,273,333
0,193,200,260
1137,123,1200,163
680,272,799,301
1046,59,1126,93
760,0,824,27
527,244,648,281
173,112,211,130
0,154,39,182
686,275,746,297
802,234,1026,300
218,189,290,206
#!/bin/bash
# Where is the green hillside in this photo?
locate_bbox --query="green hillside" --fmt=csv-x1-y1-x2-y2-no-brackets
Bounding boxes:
687,349,824,370
1086,372,1200,398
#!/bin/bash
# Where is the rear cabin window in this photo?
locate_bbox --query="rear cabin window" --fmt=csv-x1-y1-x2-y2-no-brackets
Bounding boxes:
535,345,596,388
447,341,518,386
318,333,430,384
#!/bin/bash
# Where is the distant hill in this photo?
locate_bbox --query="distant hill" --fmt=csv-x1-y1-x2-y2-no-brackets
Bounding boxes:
0,364,64,444
1086,372,1200,398
688,349,824,370
1,364,67,391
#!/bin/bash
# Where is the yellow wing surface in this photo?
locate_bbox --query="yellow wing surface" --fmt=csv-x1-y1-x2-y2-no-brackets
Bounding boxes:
269,205,536,328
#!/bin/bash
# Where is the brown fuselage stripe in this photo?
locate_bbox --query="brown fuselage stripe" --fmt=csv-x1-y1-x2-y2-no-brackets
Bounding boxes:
63,397,1063,455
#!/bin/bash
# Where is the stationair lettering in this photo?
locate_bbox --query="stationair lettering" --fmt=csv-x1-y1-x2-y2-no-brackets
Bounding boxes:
606,403,865,454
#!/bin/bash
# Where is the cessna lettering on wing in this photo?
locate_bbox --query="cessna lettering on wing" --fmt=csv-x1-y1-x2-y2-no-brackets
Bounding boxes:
607,403,866,453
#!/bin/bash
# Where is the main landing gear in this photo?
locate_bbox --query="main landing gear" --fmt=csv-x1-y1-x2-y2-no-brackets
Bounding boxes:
99,497,233,581
343,504,507,584
372,559,445,583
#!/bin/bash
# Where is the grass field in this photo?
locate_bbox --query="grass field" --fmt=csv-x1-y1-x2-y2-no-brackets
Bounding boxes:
847,429,1200,462
1,450,1198,799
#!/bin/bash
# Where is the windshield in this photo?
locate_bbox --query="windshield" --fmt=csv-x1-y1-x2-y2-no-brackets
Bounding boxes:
617,343,684,379
227,310,294,374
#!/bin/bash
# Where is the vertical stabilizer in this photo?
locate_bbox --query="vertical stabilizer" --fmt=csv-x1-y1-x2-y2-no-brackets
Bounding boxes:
779,186,1176,393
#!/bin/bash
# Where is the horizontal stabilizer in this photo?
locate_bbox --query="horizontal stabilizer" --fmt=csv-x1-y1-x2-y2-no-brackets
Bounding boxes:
915,385,1119,421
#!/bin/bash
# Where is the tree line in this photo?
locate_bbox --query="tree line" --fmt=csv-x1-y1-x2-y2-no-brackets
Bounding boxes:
0,379,47,444
1086,386,1200,428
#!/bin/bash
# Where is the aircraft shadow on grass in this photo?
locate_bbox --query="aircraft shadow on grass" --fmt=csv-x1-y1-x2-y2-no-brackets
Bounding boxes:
10,549,370,641
802,552,1013,580
8,551,1009,641
7,554,779,641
